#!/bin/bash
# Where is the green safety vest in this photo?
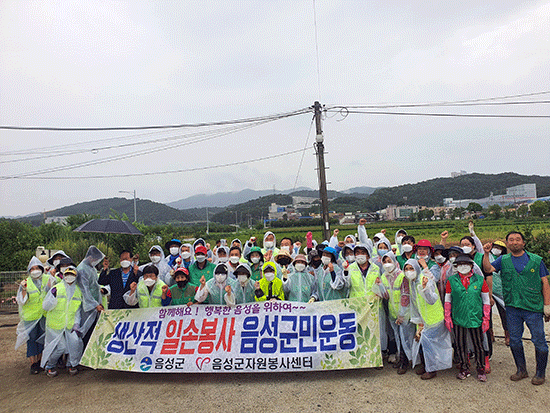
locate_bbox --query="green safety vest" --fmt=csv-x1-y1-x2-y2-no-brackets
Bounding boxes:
249,263,263,282
21,274,50,321
348,262,380,299
411,277,444,327
473,252,483,269
449,273,484,328
396,253,415,269
188,261,216,287
382,271,406,319
501,252,544,313
168,284,196,306
137,280,166,308
46,282,82,330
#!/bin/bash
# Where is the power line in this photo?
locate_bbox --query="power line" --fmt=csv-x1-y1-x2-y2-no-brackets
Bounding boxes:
325,109,550,119
293,116,315,191
332,99,550,110
0,107,311,131
3,148,310,180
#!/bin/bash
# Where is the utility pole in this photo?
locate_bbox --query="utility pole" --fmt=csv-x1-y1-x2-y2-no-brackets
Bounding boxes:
314,101,330,241
206,207,209,235
119,190,137,222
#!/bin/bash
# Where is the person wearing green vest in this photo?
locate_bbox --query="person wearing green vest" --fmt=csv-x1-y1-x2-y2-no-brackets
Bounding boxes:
254,262,285,301
245,246,264,282
124,265,169,308
381,252,415,375
444,254,491,382
483,231,550,386
195,263,238,305
15,256,56,374
165,267,196,306
41,268,83,377
188,245,216,287
406,258,452,380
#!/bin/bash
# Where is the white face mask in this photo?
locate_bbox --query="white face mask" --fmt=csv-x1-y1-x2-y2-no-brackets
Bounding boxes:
281,246,290,252
64,275,76,284
181,251,191,260
396,236,403,243
346,255,355,263
404,270,416,281
434,255,446,264
264,272,275,282
264,241,274,249
195,255,206,263
457,265,472,275
229,256,240,264
30,269,43,279
143,278,156,287
150,255,161,264
251,256,260,264
218,256,228,263
237,274,249,285
449,256,457,264
215,273,227,284
416,255,429,261
170,247,180,256
461,246,472,254
321,256,331,266
383,263,395,273
402,244,413,253
491,248,502,257
120,260,131,269
294,263,306,272
355,255,367,265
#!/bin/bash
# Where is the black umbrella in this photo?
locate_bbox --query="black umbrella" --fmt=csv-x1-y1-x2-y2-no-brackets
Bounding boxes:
73,219,143,235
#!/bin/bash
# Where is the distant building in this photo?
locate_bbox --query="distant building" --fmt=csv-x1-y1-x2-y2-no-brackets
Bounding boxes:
268,203,301,220
45,216,68,225
444,183,537,208
451,170,468,178
383,205,420,220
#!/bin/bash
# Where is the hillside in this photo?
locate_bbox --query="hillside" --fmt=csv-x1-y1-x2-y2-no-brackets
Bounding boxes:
211,194,293,225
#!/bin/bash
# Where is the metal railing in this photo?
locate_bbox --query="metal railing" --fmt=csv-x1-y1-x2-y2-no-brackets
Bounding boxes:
0,271,26,313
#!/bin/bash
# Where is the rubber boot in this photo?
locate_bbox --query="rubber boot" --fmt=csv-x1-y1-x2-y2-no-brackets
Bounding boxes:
532,350,548,385
509,346,528,381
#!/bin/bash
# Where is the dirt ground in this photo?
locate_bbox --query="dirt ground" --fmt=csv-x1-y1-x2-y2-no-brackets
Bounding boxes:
1,312,549,413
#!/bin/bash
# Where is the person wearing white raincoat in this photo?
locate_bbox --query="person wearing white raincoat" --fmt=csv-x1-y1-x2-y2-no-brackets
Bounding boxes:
380,252,416,373
41,268,84,377
76,246,107,347
405,258,452,380
310,247,348,302
140,245,172,286
16,256,57,374
195,263,238,306
261,231,279,261
373,236,393,271
283,254,315,302
233,263,256,304
394,229,408,255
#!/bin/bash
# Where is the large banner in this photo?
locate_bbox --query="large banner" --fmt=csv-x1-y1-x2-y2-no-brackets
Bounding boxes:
81,296,381,373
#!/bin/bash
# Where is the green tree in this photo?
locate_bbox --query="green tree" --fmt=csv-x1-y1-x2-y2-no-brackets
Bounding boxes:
516,204,529,217
487,204,502,219
529,200,549,217
467,202,483,213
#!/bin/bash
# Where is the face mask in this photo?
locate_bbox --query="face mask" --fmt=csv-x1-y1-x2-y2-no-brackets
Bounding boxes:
281,246,290,252
434,255,446,263
215,273,227,283
449,256,456,264
64,275,76,284
143,278,156,287
170,247,180,256
404,270,416,281
60,266,69,274
417,255,429,261
383,263,395,273
53,259,61,268
346,255,355,263
461,246,472,254
120,260,131,269
150,256,161,264
218,256,228,263
491,248,502,257
278,258,291,267
237,274,249,285
294,263,306,272
377,249,389,257
457,265,471,275
321,256,331,266
264,241,274,249
30,269,43,279
396,236,403,243
251,256,260,264
229,256,240,264
264,272,275,282
355,255,367,265
311,260,322,269
177,280,188,289
402,244,413,253
195,255,206,263
181,251,191,260
345,243,354,248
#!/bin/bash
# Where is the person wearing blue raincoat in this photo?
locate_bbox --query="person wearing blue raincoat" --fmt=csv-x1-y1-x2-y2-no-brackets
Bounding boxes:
310,247,348,302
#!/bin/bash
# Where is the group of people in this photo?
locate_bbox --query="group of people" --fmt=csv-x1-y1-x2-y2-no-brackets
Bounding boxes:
16,220,550,385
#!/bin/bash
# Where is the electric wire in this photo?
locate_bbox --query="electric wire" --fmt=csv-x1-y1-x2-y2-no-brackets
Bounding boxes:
292,116,315,191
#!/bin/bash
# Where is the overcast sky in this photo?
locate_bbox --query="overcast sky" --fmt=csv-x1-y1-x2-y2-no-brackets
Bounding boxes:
1,1,549,217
